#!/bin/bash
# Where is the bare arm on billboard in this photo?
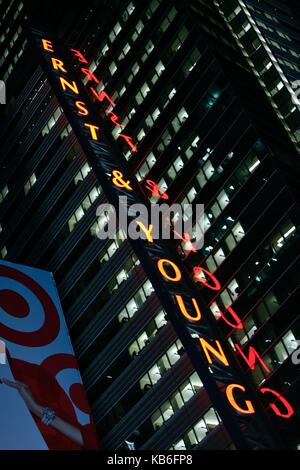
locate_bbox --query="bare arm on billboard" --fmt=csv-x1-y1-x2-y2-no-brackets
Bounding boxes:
1,378,84,447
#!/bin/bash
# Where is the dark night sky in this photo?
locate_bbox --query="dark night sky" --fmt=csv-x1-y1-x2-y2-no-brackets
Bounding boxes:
22,0,300,35
23,0,83,35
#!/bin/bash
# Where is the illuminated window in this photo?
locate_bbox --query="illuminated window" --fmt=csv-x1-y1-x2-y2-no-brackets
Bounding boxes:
136,152,157,181
217,278,240,310
24,173,37,195
41,107,63,137
195,160,215,189
155,60,165,77
91,210,110,237
170,408,221,450
137,128,146,141
237,22,251,39
139,339,183,391
146,0,161,19
128,62,140,83
74,162,91,185
0,245,7,259
0,185,9,204
151,372,202,430
171,107,188,132
142,40,154,60
282,330,298,355
107,254,140,295
118,42,130,62
271,220,296,253
259,329,298,379
227,6,242,22
127,1,135,15
109,61,117,76
171,25,189,52
60,123,72,140
101,44,109,56
182,47,201,76
136,82,151,105
68,186,102,232
118,279,155,323
270,80,284,96
109,22,121,43
128,309,167,357
166,155,184,182
160,7,177,32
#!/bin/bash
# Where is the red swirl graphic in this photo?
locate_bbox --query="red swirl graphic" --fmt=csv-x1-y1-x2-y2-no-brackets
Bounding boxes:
42,354,91,414
0,265,60,346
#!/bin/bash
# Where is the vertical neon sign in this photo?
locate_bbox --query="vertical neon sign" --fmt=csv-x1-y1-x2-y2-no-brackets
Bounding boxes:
27,28,292,449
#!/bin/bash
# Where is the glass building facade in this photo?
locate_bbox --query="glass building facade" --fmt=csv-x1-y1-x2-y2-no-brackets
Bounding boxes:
1,0,300,450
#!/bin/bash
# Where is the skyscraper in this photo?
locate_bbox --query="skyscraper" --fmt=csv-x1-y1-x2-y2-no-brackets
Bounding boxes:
1,0,300,450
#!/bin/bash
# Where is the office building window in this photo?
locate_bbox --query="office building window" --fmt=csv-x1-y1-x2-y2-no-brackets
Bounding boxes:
0,185,9,204
24,173,37,195
1,246,7,259
108,254,140,294
145,0,161,19
231,291,280,347
182,47,202,76
118,279,155,324
68,186,102,232
139,339,184,391
128,309,168,357
136,152,157,181
170,408,221,450
151,372,203,430
60,123,72,140
271,219,296,253
41,107,63,137
159,7,177,32
74,162,91,185
98,229,126,264
109,22,122,43
171,107,189,132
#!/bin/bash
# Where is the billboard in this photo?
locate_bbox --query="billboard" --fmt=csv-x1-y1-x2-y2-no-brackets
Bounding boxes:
0,260,99,450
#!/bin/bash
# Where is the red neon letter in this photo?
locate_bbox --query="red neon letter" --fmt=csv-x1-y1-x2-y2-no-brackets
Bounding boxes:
81,68,100,85
70,48,88,64
75,100,89,116
214,304,243,329
59,77,79,95
145,180,169,200
84,123,99,140
181,233,197,253
106,111,124,127
193,266,221,291
90,87,116,107
175,295,202,321
226,384,255,414
51,58,67,73
199,338,229,366
157,259,182,282
119,134,138,153
260,388,294,418
42,39,53,52
235,343,270,373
